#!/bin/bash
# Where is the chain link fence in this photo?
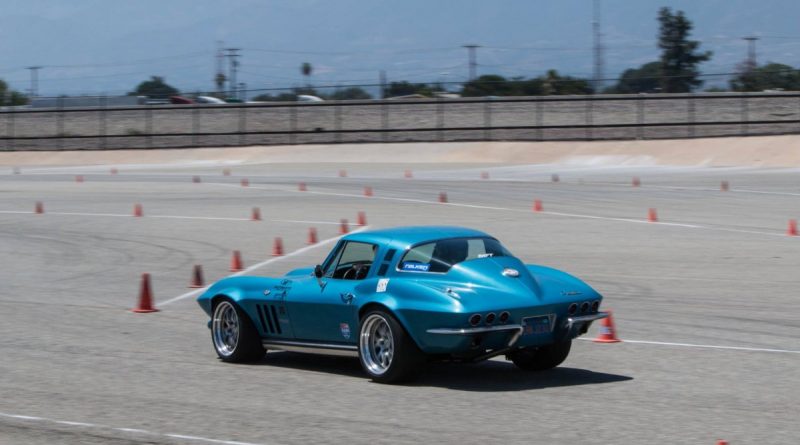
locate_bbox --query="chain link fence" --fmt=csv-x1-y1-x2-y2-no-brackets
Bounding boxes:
2,92,800,150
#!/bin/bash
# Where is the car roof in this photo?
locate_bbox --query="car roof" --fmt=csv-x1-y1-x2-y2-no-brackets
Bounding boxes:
343,226,491,250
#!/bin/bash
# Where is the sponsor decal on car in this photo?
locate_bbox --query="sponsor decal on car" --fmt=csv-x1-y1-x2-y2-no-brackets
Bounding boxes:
339,323,351,339
402,262,430,272
376,278,389,293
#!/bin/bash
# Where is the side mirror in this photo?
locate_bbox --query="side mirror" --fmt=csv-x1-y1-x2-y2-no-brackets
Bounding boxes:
313,264,325,289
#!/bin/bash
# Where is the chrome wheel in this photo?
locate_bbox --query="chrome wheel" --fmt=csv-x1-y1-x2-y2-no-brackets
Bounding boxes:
212,301,240,357
359,314,395,376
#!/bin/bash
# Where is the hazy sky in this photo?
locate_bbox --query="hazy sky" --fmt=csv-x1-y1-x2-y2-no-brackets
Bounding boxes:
2,0,799,96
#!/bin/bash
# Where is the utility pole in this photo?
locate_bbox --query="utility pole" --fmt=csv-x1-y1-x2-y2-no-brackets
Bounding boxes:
215,41,225,95
592,0,605,93
224,48,241,100
26,66,42,97
743,36,759,70
379,70,387,99
463,44,480,81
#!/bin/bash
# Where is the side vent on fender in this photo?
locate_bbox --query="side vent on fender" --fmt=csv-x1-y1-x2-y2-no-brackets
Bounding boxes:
257,304,281,334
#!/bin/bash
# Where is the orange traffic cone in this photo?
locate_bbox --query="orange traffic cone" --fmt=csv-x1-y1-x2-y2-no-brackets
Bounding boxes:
648,208,658,223
35,201,44,214
75,175,84,183
340,219,349,234
720,181,729,192
223,168,231,176
439,192,448,203
240,178,249,187
339,169,347,178
357,211,367,226
480,171,489,180
298,182,307,192
307,227,318,245
716,440,729,445
593,311,621,343
132,273,158,313
192,176,201,184
272,237,284,256
533,199,543,212
230,250,244,272
632,177,641,187
788,219,798,236
251,207,261,221
110,167,118,175
404,169,413,179
133,203,143,217
364,186,373,197
189,265,205,288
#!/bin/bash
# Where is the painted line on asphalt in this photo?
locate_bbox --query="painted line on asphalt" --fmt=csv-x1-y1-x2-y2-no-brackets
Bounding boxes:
217,183,791,239
158,225,370,307
0,210,342,225
579,338,800,354
0,411,265,445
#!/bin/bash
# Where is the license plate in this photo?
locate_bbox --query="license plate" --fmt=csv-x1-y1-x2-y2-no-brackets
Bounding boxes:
522,316,552,335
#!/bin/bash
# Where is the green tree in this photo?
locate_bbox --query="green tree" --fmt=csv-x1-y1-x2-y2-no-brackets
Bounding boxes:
539,70,593,95
386,81,433,97
0,79,29,106
657,7,712,92
730,63,800,92
301,62,313,85
329,87,372,100
608,61,662,93
461,75,516,97
130,76,179,98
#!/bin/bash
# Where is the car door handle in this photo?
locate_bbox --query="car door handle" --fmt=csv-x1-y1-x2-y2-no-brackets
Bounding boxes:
340,293,355,304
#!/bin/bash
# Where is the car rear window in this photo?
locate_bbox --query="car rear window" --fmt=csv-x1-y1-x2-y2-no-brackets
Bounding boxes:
398,237,512,273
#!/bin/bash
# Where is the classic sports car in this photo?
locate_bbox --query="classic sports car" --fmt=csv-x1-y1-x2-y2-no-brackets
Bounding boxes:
197,226,607,383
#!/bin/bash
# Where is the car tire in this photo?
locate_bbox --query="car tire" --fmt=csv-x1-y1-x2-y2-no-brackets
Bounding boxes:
211,298,265,363
509,340,571,371
358,309,424,384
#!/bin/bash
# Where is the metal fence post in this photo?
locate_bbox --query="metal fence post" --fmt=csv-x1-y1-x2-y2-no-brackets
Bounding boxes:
741,94,749,136
536,99,543,141
483,100,491,141
381,101,388,143
99,96,107,149
192,105,199,147
238,104,247,146
145,104,153,148
436,97,444,142
585,96,593,140
637,94,645,139
290,105,297,144
335,102,342,143
57,97,64,150
6,106,15,150
687,95,696,138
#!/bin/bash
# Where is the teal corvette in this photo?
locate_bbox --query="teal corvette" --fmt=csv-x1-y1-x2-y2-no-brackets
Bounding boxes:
197,226,607,383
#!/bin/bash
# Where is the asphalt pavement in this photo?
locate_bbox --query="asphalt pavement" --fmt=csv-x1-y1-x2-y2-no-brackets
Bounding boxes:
1,160,798,444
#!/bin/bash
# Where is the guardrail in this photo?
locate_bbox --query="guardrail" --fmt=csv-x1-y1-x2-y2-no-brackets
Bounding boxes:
2,93,799,150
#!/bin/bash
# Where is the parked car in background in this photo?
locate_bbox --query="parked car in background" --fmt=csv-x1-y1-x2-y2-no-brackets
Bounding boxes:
195,96,227,104
169,96,194,104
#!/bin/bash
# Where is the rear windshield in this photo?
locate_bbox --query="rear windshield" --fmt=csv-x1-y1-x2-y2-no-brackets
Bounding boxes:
398,237,512,273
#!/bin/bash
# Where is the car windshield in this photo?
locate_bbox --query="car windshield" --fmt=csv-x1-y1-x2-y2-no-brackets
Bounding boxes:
398,237,512,273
